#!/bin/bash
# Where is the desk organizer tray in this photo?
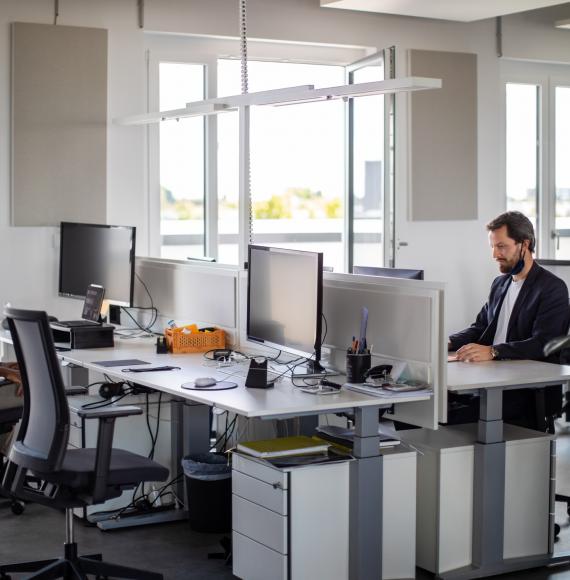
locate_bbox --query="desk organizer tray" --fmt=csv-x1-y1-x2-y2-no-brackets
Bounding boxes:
165,327,225,353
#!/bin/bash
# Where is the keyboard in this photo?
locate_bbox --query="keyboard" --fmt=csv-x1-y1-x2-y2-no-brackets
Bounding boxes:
52,320,101,328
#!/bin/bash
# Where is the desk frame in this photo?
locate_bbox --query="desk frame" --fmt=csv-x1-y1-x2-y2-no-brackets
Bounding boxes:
440,380,570,579
1,334,419,580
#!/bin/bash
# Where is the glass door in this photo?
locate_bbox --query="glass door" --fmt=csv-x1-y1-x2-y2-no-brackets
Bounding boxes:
346,48,395,272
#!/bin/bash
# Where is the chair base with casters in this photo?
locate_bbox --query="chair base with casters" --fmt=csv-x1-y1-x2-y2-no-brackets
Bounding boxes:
0,432,169,580
0,404,25,516
0,508,161,580
0,464,25,515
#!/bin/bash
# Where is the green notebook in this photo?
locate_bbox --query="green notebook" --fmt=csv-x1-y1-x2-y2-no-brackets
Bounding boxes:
237,436,330,458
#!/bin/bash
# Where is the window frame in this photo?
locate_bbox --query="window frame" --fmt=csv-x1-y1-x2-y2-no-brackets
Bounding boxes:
502,61,570,259
147,50,218,260
146,37,398,270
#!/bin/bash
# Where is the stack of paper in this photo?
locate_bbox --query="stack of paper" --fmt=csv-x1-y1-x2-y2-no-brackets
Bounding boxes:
317,425,400,449
236,436,330,459
344,383,432,399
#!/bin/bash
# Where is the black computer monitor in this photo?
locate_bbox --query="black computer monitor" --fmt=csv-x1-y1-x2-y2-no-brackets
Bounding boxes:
353,265,424,280
59,222,136,306
247,245,324,373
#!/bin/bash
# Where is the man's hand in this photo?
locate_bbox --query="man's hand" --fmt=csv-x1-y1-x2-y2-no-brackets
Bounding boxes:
0,363,22,396
456,343,494,363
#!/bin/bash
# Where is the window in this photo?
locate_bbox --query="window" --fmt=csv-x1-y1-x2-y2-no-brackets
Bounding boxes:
503,66,570,259
150,40,393,269
218,59,345,270
505,83,539,231
555,86,570,258
158,62,205,260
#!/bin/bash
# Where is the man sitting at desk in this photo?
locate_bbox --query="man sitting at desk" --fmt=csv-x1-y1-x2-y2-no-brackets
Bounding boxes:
448,211,570,427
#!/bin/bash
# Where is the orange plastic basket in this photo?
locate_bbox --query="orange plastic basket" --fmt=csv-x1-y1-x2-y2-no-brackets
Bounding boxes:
164,327,225,354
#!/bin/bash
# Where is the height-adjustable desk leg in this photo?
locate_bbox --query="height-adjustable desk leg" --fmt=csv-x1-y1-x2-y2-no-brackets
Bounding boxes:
350,405,382,580
440,386,570,579
473,388,505,568
171,400,211,506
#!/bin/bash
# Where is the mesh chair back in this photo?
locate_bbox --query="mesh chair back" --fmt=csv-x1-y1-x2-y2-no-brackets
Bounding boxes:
4,308,69,473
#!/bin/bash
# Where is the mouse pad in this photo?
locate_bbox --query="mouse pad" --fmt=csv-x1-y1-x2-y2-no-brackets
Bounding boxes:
181,381,238,391
94,359,150,367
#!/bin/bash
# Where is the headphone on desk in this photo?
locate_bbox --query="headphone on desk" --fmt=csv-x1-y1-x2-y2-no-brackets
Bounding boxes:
99,382,126,399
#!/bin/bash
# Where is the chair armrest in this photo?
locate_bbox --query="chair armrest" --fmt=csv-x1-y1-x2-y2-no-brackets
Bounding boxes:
80,404,143,503
65,386,88,396
77,405,142,420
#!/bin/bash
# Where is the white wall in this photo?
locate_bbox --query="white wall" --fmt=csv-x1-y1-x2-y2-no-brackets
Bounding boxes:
1,0,569,336
0,0,145,319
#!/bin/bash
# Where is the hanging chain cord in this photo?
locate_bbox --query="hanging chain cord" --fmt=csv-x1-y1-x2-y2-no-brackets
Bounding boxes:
239,0,253,246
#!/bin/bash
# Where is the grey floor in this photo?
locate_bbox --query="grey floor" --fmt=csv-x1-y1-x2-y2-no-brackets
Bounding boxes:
4,428,570,579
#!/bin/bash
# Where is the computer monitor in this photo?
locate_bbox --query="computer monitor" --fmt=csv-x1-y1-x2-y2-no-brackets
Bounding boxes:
353,265,424,280
59,222,136,306
247,245,325,374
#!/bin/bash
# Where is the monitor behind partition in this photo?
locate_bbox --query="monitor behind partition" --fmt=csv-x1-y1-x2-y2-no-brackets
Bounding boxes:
353,265,424,280
59,222,136,306
247,245,329,377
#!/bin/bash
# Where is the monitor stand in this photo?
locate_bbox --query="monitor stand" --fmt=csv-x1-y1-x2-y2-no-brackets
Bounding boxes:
292,359,338,379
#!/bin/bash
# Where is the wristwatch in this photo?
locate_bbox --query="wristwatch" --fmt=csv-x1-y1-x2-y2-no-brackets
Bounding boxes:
490,346,499,360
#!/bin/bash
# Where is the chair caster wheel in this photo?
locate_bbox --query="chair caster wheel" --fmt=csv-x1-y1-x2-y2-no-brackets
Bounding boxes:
555,523,561,537
10,501,24,515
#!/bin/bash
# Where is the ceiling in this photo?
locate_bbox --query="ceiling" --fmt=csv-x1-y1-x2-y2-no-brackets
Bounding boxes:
320,0,568,22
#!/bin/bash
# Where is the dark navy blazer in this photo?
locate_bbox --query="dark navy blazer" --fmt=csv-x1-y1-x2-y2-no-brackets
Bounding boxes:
449,262,570,363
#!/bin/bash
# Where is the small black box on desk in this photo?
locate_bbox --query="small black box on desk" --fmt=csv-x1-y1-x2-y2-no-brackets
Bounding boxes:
50,323,114,349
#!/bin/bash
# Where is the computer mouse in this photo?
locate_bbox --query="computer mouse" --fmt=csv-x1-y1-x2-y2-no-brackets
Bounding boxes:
195,377,217,388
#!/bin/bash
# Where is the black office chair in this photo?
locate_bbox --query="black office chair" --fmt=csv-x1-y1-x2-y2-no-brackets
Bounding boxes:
0,307,169,579
539,336,570,538
0,399,25,515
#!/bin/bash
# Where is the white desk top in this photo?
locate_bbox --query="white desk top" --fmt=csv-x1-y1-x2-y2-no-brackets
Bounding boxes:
0,332,430,419
447,359,570,392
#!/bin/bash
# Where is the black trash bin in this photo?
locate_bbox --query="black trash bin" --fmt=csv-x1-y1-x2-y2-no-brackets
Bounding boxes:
182,453,231,533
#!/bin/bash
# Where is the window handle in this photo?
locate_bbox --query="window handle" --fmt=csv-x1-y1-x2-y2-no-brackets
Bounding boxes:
552,230,560,251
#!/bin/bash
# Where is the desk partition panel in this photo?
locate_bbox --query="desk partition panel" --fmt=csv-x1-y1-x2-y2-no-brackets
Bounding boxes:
322,273,445,429
131,263,447,428
134,259,239,339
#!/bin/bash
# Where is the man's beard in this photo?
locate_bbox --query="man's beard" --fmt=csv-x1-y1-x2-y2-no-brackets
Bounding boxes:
497,259,514,274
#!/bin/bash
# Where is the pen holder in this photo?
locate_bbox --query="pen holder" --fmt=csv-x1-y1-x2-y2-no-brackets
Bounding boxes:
346,353,371,383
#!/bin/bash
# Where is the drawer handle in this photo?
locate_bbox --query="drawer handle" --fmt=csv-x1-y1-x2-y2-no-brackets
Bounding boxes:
272,482,283,490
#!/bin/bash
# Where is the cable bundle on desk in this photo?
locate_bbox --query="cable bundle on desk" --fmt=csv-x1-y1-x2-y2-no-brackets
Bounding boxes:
115,273,161,337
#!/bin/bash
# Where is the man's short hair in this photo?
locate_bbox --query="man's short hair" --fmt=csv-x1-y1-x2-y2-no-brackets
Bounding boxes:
486,211,535,252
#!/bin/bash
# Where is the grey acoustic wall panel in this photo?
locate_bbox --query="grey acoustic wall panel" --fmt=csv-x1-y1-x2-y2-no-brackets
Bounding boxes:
408,49,477,221
11,22,107,226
